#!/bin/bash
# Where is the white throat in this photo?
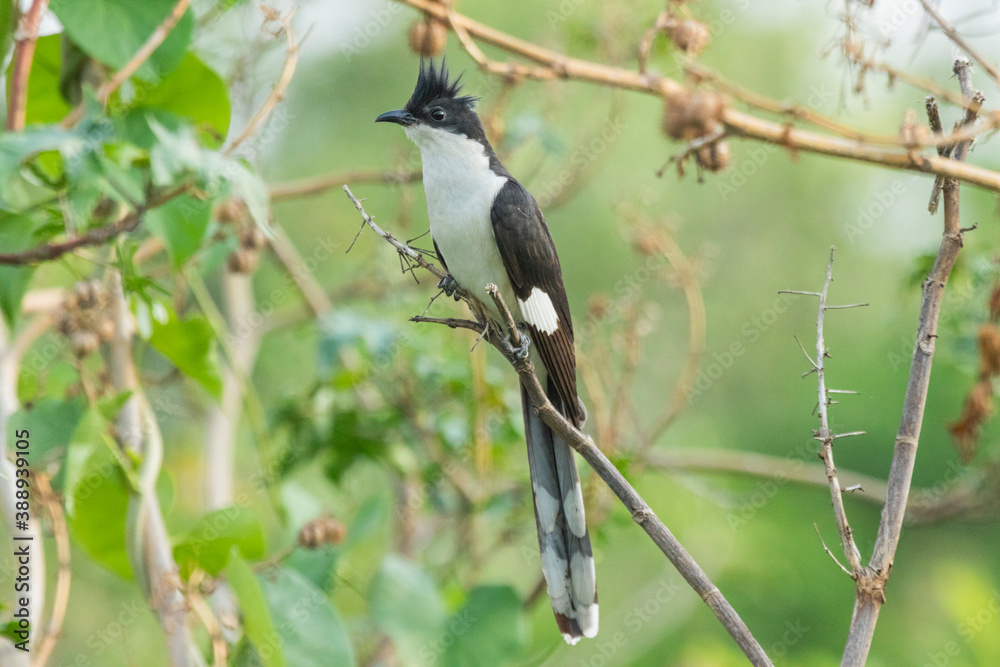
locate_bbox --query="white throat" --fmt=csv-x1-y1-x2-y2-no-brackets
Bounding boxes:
404,124,513,324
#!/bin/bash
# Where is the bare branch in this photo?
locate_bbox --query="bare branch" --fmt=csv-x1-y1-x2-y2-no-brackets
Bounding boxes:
270,170,420,201
6,0,50,131
917,1,1000,87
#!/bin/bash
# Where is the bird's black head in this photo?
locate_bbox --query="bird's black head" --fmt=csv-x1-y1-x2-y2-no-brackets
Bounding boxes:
376,60,486,143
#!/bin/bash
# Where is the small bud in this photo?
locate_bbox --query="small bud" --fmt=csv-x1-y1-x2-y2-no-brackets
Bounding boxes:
240,225,267,251
298,516,346,549
408,18,447,58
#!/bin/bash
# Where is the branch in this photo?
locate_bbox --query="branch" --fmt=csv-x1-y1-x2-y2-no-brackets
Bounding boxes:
270,170,420,201
32,473,71,667
0,186,185,266
345,187,773,666
62,0,191,127
393,0,1000,193
786,248,866,574
917,0,1000,87
224,8,299,156
840,61,981,667
6,0,50,131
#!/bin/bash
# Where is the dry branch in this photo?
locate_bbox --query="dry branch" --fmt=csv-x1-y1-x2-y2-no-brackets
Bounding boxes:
393,0,1000,193
344,185,774,666
6,0,50,131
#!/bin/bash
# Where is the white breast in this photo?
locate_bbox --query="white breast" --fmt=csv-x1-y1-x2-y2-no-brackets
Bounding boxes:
404,124,517,324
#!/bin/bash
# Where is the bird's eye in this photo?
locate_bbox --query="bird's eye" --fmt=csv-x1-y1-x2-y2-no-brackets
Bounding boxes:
430,107,446,121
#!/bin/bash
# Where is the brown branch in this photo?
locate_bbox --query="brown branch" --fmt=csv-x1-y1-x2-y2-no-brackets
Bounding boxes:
6,0,49,131
224,8,299,155
918,0,1000,87
32,473,71,667
0,186,186,266
270,170,420,201
840,61,980,667
393,0,1000,193
267,225,334,315
346,187,773,666
62,0,191,128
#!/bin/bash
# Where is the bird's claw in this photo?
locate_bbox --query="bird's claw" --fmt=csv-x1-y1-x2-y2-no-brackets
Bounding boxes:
437,274,460,300
500,328,531,361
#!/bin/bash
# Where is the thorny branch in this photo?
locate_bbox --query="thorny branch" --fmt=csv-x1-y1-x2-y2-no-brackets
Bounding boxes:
344,185,774,667
840,60,982,667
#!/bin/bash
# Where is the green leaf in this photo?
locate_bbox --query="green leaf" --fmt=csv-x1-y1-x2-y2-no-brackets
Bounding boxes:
226,554,286,667
51,0,193,82
67,435,133,579
258,568,355,666
0,213,39,328
0,0,12,60
145,194,212,267
9,396,87,482
149,314,223,398
4,35,70,125
441,586,528,667
127,53,231,139
173,506,266,578
369,555,446,654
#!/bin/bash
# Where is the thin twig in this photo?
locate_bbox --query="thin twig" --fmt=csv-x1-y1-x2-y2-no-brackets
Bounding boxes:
270,170,420,201
32,473,71,667
6,0,50,131
224,8,300,155
267,225,334,315
62,0,191,127
917,0,1000,87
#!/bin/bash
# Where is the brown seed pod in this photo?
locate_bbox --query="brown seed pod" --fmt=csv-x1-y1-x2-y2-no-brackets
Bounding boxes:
95,318,116,343
695,140,731,172
71,330,100,357
298,516,346,549
240,224,267,251
988,284,1000,322
662,90,725,140
408,18,447,58
227,248,259,274
978,324,1000,376
216,198,247,226
668,19,710,56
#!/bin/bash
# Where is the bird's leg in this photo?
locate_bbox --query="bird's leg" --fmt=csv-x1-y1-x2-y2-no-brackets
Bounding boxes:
437,274,461,301
497,322,531,362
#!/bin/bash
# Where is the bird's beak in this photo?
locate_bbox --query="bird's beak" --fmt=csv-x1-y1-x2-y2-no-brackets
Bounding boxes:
375,109,415,126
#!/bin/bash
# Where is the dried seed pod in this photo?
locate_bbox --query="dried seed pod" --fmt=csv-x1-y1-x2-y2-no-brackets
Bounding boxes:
632,228,662,257
408,18,447,58
988,284,1000,322
979,324,1000,376
95,318,116,342
668,19,710,56
71,330,100,357
298,516,346,549
662,90,725,140
695,140,731,172
215,198,247,226
240,224,267,251
227,248,259,274
586,293,611,320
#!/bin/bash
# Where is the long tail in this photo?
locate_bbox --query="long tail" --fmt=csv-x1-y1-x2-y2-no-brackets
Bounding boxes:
522,382,598,644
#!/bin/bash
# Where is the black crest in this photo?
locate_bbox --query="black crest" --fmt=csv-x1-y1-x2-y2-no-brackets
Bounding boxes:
406,59,476,113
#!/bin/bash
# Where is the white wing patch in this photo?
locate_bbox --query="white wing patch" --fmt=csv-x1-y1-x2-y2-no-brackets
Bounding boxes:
518,287,560,335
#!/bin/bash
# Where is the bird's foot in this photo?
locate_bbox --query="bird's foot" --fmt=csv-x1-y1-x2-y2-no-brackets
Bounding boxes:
499,324,531,361
437,274,461,301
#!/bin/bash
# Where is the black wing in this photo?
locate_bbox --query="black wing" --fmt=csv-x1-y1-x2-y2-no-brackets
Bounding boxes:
490,179,581,425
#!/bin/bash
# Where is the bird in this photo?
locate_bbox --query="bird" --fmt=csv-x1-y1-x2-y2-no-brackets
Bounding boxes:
376,60,598,644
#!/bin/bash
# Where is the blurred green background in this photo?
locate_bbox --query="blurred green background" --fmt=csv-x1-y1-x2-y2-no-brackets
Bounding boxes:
5,0,1000,665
